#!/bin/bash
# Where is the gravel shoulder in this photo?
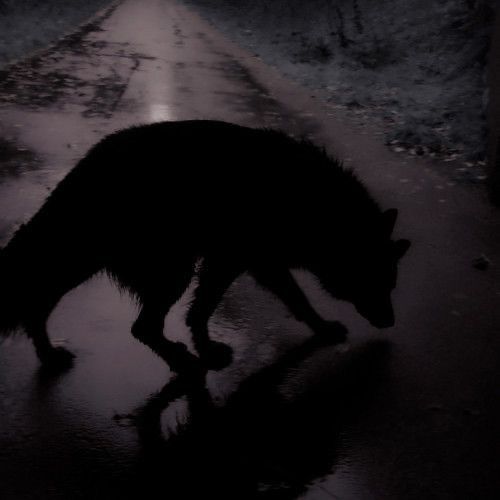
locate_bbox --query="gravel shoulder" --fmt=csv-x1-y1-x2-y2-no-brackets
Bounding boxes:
0,0,112,68
181,0,493,184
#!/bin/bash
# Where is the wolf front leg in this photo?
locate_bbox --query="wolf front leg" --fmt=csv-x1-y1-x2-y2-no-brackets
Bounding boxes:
186,258,243,370
250,266,348,344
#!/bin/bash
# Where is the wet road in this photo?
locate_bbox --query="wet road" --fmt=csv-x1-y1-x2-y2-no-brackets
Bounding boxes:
0,0,499,498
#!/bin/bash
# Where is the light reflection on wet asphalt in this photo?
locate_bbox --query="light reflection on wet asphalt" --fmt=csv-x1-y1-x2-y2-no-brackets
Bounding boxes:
1,0,500,499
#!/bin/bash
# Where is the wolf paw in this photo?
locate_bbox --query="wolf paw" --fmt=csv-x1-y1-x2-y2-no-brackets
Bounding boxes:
39,346,75,371
314,321,348,344
199,341,233,371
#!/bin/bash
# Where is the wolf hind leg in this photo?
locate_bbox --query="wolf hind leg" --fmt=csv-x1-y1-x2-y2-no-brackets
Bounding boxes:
24,264,101,370
25,309,75,370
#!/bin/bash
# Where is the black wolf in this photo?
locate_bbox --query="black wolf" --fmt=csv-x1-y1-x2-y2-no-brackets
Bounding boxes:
0,120,409,372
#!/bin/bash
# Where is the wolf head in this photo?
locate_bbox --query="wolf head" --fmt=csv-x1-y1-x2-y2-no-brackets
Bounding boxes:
313,208,410,329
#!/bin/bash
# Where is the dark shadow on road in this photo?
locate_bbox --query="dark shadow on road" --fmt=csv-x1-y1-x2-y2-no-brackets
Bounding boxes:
127,338,392,499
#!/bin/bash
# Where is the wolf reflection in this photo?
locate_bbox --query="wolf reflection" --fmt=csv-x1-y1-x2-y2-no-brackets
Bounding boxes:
128,338,391,499
0,120,409,374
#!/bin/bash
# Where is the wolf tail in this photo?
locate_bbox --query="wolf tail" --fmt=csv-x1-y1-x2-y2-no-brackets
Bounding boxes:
0,244,25,337
0,219,49,338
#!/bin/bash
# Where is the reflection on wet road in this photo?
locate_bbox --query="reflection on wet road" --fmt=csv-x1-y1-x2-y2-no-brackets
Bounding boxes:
0,0,499,499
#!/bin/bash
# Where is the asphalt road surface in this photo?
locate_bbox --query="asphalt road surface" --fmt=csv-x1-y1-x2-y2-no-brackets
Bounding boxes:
0,1,499,499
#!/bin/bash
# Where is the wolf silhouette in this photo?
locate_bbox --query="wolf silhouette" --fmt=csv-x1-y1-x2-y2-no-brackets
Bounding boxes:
0,120,409,372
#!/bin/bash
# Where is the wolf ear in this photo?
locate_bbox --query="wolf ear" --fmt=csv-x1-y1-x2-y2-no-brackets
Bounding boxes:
394,239,411,259
382,208,398,237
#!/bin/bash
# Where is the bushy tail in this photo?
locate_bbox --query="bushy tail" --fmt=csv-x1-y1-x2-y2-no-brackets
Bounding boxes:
0,247,25,337
0,222,41,337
